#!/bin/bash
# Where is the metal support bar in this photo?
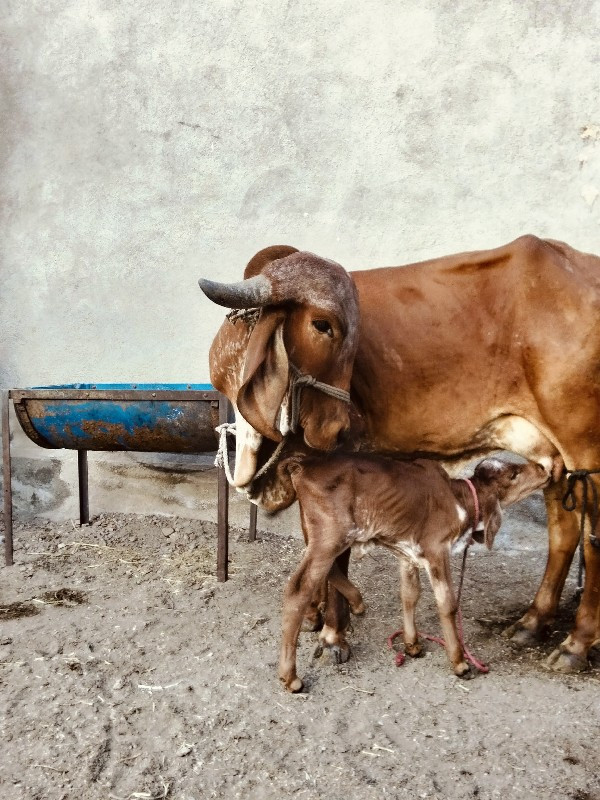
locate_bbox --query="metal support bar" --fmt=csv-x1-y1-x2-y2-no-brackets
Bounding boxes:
3,391,14,566
217,396,230,581
78,450,90,525
249,503,257,542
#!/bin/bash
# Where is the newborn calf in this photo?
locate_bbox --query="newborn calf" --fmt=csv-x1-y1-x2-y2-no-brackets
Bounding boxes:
279,455,552,692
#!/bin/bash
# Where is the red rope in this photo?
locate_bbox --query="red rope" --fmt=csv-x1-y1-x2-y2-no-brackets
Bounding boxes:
387,545,490,675
387,624,489,673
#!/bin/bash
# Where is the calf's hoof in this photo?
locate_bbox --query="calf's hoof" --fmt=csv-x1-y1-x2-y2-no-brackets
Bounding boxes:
301,612,323,633
454,662,474,680
280,675,304,693
503,619,547,646
313,640,351,665
545,647,588,674
351,600,366,616
287,677,304,693
314,625,352,665
405,641,424,658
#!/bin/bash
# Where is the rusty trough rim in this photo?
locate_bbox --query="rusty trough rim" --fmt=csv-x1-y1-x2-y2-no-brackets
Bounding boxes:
10,388,221,403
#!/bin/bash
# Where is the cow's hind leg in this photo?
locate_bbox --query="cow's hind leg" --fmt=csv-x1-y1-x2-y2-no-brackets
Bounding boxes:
504,475,579,645
546,500,600,672
518,446,600,672
505,461,600,671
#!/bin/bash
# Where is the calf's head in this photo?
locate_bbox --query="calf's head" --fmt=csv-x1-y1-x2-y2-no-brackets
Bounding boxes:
200,246,360,488
471,459,551,549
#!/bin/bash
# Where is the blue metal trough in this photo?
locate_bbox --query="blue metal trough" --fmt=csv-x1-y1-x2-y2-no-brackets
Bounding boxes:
2,384,243,580
11,383,220,453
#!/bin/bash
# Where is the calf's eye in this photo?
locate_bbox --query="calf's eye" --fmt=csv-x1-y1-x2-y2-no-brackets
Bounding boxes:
312,319,333,337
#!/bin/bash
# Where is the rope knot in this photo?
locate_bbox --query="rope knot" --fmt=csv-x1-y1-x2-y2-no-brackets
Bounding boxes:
562,471,587,512
214,423,237,482
297,374,317,388
562,469,600,520
287,363,351,434
561,470,600,583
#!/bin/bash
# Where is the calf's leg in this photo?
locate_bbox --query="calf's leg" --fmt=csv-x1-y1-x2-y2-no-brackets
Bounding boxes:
302,583,325,632
316,548,354,664
299,514,325,632
280,546,339,692
328,556,365,615
426,552,471,678
399,559,423,657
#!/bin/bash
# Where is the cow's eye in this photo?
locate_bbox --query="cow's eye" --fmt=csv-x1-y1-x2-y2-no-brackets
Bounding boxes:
312,319,333,337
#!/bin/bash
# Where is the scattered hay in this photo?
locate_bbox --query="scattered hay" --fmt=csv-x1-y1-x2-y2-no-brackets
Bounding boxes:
0,602,40,621
1,589,87,619
39,588,88,606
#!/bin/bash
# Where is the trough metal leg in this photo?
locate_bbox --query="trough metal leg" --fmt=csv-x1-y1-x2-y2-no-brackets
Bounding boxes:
2,391,14,566
217,397,229,582
78,450,90,525
249,503,257,542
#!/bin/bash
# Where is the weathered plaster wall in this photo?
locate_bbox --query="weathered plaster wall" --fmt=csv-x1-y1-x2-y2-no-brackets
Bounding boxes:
2,0,600,526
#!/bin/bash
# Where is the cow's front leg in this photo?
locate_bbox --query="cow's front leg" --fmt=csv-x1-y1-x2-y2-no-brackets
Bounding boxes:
314,549,353,664
504,476,580,645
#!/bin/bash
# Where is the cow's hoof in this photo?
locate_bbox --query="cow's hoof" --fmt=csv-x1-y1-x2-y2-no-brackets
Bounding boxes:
502,620,546,646
313,640,351,665
405,641,424,658
545,648,588,674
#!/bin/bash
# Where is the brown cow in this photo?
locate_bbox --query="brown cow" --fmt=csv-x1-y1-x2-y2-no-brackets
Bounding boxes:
200,235,600,673
278,455,553,692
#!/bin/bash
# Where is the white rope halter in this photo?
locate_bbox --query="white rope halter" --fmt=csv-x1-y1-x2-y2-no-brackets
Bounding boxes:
214,364,351,488
214,422,288,487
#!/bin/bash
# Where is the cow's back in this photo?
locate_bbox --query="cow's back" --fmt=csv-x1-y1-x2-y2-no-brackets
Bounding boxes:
348,235,600,457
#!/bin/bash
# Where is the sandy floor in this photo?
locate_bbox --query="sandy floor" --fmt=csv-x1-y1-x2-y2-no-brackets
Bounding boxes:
1,504,599,800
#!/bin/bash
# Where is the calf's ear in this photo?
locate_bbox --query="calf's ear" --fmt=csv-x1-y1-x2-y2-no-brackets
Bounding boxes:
483,498,503,550
236,309,289,441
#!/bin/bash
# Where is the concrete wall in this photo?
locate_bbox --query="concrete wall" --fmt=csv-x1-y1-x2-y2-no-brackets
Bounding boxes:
2,0,600,526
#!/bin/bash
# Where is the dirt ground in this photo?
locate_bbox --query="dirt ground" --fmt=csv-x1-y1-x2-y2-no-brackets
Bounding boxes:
1,500,599,800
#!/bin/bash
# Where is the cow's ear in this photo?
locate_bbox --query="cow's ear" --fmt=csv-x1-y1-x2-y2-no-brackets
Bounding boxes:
244,245,299,279
483,498,503,550
236,310,288,441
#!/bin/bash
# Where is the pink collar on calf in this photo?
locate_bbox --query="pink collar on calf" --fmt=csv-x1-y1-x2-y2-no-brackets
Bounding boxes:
462,477,480,531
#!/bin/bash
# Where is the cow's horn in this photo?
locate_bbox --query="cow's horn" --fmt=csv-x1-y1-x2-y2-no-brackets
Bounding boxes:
198,275,272,309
